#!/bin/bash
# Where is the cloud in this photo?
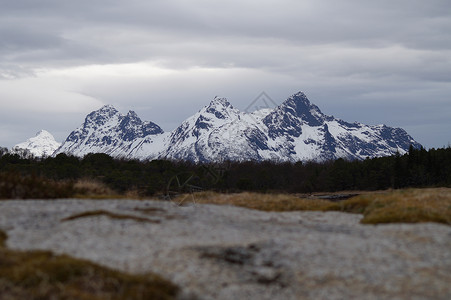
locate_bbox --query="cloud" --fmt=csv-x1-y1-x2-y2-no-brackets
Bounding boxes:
0,75,103,114
2,0,450,69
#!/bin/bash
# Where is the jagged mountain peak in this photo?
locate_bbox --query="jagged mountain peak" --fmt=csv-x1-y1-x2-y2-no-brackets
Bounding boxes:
282,92,322,116
272,91,325,127
122,110,143,125
97,104,119,114
263,91,323,139
201,96,240,121
119,109,164,140
209,96,232,107
84,104,120,128
126,110,139,118
206,96,237,113
289,91,309,103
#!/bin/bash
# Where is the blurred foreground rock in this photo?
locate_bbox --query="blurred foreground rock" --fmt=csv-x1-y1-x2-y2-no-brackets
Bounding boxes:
0,199,450,300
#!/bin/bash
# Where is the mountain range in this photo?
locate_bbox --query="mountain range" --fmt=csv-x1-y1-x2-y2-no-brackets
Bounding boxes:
14,92,422,162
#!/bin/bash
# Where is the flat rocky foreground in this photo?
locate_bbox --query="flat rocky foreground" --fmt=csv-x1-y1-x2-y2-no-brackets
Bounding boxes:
0,199,450,300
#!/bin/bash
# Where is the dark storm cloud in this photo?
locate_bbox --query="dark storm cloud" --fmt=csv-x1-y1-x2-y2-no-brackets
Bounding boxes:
0,0,450,148
2,0,450,68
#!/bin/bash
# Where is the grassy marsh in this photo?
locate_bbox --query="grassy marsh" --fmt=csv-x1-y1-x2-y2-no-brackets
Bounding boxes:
345,188,451,224
184,188,451,225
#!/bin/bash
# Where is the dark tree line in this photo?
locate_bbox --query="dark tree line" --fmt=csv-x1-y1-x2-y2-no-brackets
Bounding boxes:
1,145,450,197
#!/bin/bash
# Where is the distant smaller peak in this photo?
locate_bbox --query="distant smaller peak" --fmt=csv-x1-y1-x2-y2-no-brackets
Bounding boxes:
36,129,51,136
35,130,56,139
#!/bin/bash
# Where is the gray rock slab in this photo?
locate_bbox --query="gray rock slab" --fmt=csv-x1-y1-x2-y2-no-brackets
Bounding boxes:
0,199,450,299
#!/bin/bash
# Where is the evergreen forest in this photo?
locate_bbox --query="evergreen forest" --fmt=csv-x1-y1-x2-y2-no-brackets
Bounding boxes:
0,145,450,199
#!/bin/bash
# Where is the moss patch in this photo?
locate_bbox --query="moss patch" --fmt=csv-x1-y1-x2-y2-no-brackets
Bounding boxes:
0,230,179,299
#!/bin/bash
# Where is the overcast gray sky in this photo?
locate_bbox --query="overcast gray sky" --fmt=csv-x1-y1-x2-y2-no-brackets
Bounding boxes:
1,0,450,149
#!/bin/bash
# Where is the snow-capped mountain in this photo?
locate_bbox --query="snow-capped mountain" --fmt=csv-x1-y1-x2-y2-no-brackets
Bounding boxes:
55,105,167,159
12,130,61,158
259,92,421,161
55,92,422,162
164,97,270,161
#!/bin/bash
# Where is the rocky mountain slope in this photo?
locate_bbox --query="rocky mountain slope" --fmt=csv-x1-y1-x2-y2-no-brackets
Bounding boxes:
54,92,422,162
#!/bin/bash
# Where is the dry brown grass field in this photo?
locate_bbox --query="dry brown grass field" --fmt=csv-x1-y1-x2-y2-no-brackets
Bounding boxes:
178,188,451,225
